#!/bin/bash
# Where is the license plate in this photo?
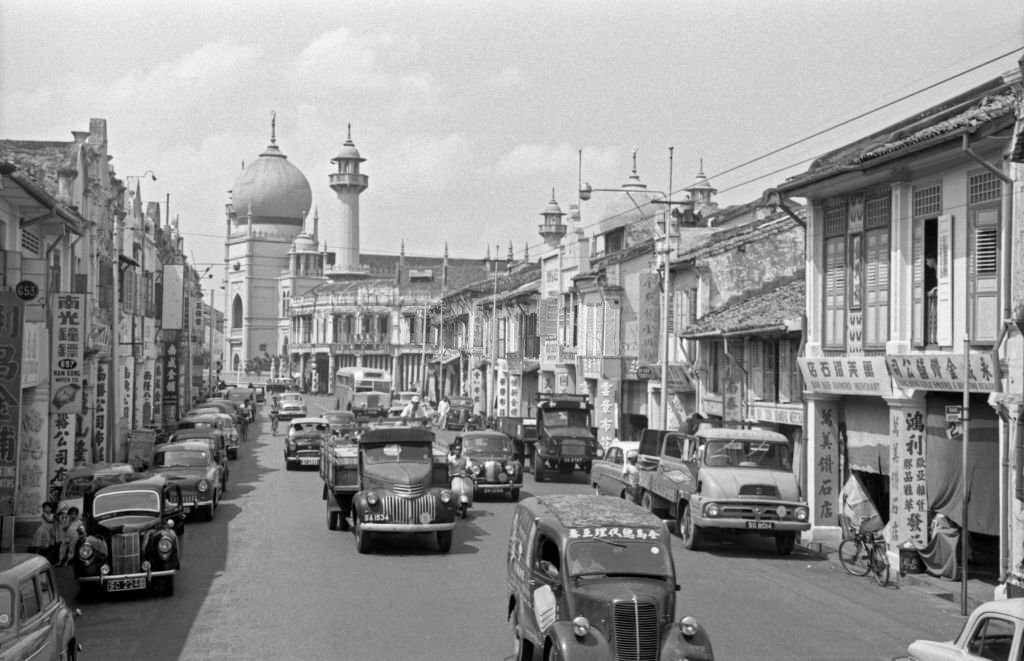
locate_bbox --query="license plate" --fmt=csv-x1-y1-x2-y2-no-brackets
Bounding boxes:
364,513,388,522
106,577,147,592
300,457,319,465
746,521,775,530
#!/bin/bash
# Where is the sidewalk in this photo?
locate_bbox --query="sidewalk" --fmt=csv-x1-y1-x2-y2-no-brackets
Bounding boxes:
802,539,997,612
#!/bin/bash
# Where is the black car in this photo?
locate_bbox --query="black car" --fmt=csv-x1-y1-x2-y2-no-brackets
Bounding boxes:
73,475,185,598
285,430,325,470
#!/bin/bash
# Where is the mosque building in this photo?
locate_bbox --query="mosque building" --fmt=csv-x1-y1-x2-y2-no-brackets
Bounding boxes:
223,118,499,396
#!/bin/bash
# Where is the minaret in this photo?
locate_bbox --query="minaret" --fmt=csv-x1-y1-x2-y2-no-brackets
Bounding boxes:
328,124,369,274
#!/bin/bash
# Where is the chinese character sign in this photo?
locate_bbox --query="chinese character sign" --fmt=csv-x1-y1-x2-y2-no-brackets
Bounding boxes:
49,293,84,414
162,339,180,423
17,389,48,518
48,412,74,498
93,361,108,463
0,293,24,515
596,379,618,446
813,405,839,526
890,407,928,548
886,352,997,392
638,275,660,366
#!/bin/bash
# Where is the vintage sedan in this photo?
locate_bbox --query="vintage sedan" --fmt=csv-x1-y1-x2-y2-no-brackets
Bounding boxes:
150,441,223,521
73,475,184,598
285,430,326,470
166,430,229,492
901,597,1024,660
212,412,241,460
590,441,641,499
277,392,307,420
456,430,522,500
0,553,79,661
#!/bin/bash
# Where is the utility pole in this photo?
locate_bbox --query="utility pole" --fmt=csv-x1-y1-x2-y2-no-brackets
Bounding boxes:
487,258,499,421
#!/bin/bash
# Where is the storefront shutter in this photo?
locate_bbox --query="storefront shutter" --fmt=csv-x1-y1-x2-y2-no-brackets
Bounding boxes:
824,237,846,347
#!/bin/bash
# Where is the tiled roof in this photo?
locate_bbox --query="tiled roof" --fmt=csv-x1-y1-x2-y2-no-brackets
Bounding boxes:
680,277,804,338
780,77,1017,191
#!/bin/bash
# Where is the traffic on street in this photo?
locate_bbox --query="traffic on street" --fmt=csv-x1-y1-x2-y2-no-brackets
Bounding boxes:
49,394,966,661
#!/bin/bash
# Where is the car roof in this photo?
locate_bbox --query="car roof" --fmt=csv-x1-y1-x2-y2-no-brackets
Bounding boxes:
0,553,53,577
157,441,212,452
525,494,665,530
460,430,511,440
92,474,167,494
966,598,1024,620
65,462,135,478
177,415,221,423
698,428,790,442
289,416,328,424
358,427,436,444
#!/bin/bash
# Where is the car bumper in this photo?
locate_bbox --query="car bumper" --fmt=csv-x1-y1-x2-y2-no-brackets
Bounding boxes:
473,481,521,493
79,568,177,583
286,453,321,466
360,521,457,533
694,516,810,532
182,496,215,511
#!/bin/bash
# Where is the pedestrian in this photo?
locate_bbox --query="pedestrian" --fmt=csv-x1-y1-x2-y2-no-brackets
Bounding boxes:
29,502,59,564
58,507,82,566
435,396,450,429
400,395,422,418
622,450,640,504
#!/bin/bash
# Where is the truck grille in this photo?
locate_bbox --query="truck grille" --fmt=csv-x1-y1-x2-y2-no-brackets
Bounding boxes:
560,440,587,457
720,503,782,520
738,484,779,498
391,483,424,499
111,533,140,574
613,600,658,661
381,495,435,523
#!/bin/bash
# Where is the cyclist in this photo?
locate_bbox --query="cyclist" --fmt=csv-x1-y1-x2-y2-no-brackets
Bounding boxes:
270,407,279,435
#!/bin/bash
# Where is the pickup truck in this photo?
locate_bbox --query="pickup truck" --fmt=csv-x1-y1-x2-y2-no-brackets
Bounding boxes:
637,426,810,555
532,393,600,482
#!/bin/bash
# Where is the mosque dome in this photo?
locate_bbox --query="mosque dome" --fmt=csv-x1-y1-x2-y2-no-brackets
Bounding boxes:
290,231,318,253
232,140,312,227
598,168,658,239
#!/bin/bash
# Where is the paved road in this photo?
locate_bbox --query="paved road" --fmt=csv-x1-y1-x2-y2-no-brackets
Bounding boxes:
59,395,965,660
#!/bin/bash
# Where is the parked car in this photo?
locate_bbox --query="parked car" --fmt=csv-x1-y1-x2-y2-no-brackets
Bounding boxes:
165,430,229,492
0,553,79,661
150,441,224,521
901,597,1024,660
506,494,714,661
212,412,241,460
321,438,359,531
277,392,307,420
285,430,326,470
222,387,257,422
57,462,137,514
350,427,457,553
73,475,184,598
453,430,522,500
590,440,641,499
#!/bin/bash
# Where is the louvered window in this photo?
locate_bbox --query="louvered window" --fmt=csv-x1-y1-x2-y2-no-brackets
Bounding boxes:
970,207,1000,343
21,230,41,255
762,340,777,402
824,236,846,349
748,341,762,401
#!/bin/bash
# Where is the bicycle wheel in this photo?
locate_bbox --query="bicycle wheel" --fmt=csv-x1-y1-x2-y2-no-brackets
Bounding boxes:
838,537,870,576
870,541,890,586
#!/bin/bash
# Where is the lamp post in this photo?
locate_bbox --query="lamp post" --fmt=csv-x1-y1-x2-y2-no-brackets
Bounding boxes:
488,257,499,421
579,148,693,430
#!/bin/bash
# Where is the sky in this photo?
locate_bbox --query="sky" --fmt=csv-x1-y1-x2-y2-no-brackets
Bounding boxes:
2,1,1022,310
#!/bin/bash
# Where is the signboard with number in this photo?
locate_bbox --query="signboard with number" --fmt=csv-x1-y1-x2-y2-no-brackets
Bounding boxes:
50,293,84,415
14,280,38,301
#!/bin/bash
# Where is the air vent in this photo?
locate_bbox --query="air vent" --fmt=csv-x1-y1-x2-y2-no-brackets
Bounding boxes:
21,230,41,255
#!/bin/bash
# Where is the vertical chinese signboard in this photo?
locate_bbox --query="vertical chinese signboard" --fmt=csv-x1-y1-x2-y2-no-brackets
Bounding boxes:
162,338,181,424
596,379,618,446
638,275,660,366
889,406,927,547
813,404,839,527
0,294,24,516
93,362,108,463
49,293,84,499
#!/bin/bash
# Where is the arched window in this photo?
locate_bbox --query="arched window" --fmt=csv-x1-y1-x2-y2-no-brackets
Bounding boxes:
232,294,243,329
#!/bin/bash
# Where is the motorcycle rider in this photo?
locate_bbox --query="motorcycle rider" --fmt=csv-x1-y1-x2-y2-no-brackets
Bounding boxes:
448,440,473,518
270,407,279,435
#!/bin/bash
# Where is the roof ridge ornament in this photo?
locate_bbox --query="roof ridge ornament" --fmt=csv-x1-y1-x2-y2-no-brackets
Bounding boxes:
270,110,277,146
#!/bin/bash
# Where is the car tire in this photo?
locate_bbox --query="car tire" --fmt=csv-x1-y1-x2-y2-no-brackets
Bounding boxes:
775,532,796,556
200,503,215,522
511,607,530,661
327,508,339,531
77,583,101,603
436,530,453,553
681,505,703,551
533,451,546,482
322,484,329,500
592,483,601,496
285,457,294,471
509,487,520,502
62,639,79,661
155,575,174,597
642,491,667,519
354,518,373,554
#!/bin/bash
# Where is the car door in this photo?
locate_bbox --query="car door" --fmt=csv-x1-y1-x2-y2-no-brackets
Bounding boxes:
655,433,697,502
596,447,621,495
16,574,51,661
35,567,65,658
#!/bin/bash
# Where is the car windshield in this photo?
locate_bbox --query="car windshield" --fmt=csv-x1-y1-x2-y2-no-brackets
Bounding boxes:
291,422,329,433
567,537,673,578
540,410,589,428
353,394,385,408
155,450,209,467
62,475,95,498
178,420,214,430
324,413,353,424
703,440,792,470
463,436,512,453
362,443,432,464
0,587,12,628
93,490,161,517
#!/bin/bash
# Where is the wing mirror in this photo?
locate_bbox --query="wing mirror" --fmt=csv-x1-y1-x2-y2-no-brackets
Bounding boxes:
595,447,605,459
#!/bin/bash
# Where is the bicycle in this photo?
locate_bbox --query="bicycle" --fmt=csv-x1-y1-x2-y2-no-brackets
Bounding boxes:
838,515,890,586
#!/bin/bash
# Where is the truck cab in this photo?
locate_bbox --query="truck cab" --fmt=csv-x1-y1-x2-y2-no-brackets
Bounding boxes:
533,394,599,482
637,427,810,555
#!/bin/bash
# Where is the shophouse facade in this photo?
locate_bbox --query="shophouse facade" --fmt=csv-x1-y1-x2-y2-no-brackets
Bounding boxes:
775,68,1023,587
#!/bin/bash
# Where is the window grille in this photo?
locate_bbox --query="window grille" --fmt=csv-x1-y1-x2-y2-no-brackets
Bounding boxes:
21,230,41,255
969,171,1001,204
823,199,846,237
864,189,891,229
912,185,942,217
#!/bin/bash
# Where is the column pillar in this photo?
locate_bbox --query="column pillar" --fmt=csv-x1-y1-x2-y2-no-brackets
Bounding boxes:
804,394,841,548
990,391,1024,592
884,394,928,557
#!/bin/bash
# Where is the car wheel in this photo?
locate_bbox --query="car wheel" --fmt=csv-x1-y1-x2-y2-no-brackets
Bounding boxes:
61,639,79,661
775,532,796,556
511,607,530,661
327,507,339,531
227,448,237,460
154,575,174,597
641,491,665,518
354,518,373,554
285,457,294,471
681,505,703,551
436,530,453,553
77,583,101,603
201,503,215,522
533,451,546,482
322,484,328,501
509,487,520,502
592,483,601,496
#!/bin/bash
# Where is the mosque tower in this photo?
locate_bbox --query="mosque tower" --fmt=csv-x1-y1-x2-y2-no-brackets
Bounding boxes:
326,124,369,275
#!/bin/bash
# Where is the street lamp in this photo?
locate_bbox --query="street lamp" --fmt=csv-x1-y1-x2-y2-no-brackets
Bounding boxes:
579,148,694,430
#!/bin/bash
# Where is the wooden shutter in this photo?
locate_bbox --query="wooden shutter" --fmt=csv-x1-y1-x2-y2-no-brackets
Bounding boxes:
762,340,777,401
864,228,889,347
748,340,762,400
824,237,846,348
911,218,924,347
970,208,999,343
935,214,953,346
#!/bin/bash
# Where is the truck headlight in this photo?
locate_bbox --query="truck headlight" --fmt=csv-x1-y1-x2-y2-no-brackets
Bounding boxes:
470,464,481,476
572,615,590,638
440,489,452,504
157,536,174,555
795,506,809,522
366,491,379,506
704,503,720,518
505,464,516,475
678,615,699,637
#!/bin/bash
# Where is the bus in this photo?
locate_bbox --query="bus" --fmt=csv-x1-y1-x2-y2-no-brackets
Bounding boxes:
335,367,393,411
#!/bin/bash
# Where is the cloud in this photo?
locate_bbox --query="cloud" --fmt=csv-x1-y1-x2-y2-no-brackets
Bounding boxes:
493,143,623,181
486,65,526,88
377,133,473,192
